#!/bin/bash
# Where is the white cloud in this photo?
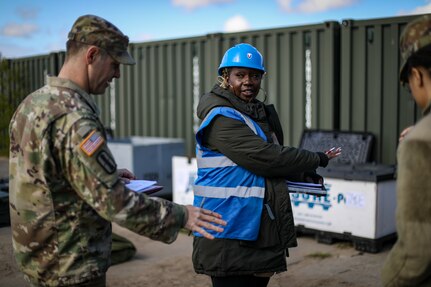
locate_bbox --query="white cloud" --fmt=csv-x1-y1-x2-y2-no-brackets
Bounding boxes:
278,0,357,13
406,2,431,15
224,15,250,33
277,0,293,12
16,7,39,20
1,23,38,38
132,33,154,43
172,0,233,10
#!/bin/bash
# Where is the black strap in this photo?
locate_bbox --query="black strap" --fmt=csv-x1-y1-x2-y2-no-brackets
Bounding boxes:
264,104,284,145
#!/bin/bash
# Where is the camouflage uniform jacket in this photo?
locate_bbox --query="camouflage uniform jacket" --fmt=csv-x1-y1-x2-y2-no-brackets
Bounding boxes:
381,104,431,287
9,77,187,286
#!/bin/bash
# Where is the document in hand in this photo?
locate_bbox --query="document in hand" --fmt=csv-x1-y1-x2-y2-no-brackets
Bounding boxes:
286,180,327,196
126,180,163,195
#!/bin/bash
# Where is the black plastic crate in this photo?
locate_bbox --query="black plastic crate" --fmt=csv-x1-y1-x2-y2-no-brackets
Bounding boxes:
0,177,8,192
295,225,397,253
299,130,375,165
317,163,396,182
0,178,9,227
0,190,10,227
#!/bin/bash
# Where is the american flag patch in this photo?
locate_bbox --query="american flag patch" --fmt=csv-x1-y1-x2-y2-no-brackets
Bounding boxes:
79,130,105,156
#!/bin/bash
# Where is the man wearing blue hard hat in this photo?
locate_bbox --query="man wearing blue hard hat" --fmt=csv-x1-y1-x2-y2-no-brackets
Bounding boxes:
191,43,340,287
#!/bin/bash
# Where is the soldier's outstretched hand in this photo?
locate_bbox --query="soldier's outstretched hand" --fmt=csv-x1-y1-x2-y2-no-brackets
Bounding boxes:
184,205,227,239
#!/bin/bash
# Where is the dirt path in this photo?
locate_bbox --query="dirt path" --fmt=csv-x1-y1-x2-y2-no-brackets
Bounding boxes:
0,224,391,287
106,224,391,287
0,156,392,287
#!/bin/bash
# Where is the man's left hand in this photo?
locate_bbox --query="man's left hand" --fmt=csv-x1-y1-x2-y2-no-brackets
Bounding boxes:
118,168,136,184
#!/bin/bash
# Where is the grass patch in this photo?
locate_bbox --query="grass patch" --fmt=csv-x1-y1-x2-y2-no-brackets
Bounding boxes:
336,242,353,249
306,252,332,259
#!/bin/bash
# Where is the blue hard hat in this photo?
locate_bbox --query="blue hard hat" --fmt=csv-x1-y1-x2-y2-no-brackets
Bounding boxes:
218,43,265,75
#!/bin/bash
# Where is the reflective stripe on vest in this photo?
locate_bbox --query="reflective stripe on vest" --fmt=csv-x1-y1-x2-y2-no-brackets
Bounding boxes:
193,106,267,240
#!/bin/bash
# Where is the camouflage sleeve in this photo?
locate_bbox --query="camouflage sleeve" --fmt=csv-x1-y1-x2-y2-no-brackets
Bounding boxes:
55,116,187,244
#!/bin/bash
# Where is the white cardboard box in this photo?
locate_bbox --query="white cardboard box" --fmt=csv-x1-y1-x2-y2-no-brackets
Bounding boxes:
172,156,196,205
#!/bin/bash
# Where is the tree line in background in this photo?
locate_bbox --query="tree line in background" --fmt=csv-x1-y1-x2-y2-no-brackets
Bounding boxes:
0,55,25,157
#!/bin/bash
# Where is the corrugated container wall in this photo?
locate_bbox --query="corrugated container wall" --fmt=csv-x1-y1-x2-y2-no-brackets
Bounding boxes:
111,22,340,157
0,54,57,154
5,52,66,104
1,14,425,163
111,36,208,156
203,22,340,150
339,14,423,164
0,52,112,151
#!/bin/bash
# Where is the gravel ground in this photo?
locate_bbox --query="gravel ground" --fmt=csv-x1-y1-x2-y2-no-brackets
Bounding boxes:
0,157,393,287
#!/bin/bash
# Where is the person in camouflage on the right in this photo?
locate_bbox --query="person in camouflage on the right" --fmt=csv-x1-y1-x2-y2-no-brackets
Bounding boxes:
381,14,431,287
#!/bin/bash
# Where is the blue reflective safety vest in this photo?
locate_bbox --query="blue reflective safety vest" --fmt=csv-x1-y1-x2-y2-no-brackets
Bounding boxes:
193,106,267,240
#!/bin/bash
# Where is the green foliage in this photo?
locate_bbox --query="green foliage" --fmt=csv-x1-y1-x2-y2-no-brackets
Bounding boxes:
0,57,24,157
336,242,354,249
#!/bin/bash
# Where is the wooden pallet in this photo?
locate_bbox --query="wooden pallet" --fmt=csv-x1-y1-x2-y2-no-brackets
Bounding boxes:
295,225,397,253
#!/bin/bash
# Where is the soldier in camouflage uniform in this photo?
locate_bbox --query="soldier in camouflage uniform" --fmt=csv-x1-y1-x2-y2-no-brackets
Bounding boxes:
9,14,226,287
381,14,431,287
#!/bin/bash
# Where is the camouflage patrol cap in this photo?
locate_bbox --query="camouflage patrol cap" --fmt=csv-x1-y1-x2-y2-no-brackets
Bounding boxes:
68,14,135,65
400,14,431,83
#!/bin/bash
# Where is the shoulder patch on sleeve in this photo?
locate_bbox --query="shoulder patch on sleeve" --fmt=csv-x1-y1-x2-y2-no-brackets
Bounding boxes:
97,150,117,174
80,130,105,156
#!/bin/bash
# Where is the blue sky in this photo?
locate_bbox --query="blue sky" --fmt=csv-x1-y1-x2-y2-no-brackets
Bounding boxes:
0,0,430,59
